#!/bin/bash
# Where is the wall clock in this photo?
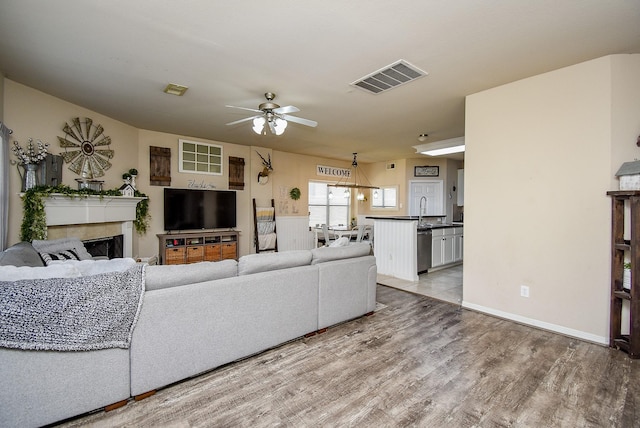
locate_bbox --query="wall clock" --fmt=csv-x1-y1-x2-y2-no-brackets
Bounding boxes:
57,117,114,179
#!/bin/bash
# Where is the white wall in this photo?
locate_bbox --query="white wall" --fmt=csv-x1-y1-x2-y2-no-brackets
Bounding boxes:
3,81,256,259
463,54,640,343
4,80,140,250
136,130,253,259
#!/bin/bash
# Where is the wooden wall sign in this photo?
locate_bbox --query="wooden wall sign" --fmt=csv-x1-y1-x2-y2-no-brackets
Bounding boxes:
228,156,245,190
150,146,171,186
414,165,439,177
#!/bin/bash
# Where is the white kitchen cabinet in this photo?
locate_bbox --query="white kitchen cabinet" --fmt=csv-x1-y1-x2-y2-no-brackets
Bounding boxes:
442,234,455,265
431,227,463,269
453,227,463,262
432,230,444,268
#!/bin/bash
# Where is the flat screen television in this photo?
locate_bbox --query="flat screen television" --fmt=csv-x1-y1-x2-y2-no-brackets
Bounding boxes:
164,188,236,231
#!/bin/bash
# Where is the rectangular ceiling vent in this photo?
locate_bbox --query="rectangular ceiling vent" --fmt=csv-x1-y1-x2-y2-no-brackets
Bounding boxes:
351,60,428,94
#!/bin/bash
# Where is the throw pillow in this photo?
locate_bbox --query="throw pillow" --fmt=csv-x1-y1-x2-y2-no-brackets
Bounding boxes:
39,250,80,266
31,238,94,260
0,242,45,267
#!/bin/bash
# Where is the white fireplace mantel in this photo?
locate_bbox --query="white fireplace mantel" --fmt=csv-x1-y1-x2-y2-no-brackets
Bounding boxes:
43,194,145,226
43,194,146,258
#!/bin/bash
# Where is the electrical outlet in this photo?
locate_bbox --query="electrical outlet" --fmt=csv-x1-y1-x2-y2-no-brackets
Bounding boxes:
520,285,530,298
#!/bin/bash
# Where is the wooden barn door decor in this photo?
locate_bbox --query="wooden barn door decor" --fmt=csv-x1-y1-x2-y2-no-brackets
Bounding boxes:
150,146,171,186
229,156,245,190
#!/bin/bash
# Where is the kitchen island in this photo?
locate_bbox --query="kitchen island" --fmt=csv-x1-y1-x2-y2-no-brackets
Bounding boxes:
366,216,462,281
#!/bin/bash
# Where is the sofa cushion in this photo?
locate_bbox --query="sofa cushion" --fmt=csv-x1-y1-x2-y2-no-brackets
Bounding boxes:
311,242,372,264
238,250,313,276
31,238,93,261
0,264,82,281
145,259,238,291
0,242,45,267
50,258,137,276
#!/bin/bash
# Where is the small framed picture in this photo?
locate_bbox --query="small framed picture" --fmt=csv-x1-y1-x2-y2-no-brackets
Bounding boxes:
414,166,439,177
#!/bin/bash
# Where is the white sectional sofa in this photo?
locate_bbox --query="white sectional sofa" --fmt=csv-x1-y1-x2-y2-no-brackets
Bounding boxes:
0,241,376,427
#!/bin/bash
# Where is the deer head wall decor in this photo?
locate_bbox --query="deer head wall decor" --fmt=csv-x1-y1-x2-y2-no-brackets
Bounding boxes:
256,150,273,183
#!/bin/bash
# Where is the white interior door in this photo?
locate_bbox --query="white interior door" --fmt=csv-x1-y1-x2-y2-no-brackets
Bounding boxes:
409,180,444,216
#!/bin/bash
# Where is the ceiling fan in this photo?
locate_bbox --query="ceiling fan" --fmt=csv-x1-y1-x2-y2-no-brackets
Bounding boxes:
225,92,317,135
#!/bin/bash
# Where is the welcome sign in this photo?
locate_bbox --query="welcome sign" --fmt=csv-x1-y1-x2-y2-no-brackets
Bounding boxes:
316,165,351,178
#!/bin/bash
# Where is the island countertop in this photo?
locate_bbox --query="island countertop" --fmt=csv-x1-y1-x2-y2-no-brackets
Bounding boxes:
365,216,461,229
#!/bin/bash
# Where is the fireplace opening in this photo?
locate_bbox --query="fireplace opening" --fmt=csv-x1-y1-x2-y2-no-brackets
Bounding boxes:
83,235,124,259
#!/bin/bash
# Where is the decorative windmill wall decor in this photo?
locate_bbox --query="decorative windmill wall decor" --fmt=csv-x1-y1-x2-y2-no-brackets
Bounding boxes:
58,117,114,179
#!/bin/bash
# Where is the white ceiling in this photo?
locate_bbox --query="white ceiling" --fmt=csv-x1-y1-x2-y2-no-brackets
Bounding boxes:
1,1,639,163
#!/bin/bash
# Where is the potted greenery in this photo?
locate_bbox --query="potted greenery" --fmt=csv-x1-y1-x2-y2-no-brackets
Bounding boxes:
128,168,138,189
624,262,632,290
289,187,301,214
20,184,151,241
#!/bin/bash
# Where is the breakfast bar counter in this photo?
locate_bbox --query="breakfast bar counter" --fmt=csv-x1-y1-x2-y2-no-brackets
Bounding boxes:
366,216,463,281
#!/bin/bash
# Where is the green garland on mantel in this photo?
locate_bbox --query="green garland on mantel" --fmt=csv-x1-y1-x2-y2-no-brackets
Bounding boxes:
20,185,150,242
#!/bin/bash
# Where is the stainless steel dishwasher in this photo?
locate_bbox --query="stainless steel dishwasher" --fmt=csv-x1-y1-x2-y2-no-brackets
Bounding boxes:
417,229,432,273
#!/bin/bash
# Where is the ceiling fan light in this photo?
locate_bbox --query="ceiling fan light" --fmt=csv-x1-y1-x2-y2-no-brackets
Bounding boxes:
274,118,287,135
252,117,265,134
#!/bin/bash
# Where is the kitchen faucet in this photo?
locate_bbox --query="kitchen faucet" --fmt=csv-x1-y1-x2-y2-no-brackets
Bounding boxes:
419,196,427,226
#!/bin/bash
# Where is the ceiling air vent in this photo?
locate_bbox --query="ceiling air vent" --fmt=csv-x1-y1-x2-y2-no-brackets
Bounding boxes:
351,60,428,94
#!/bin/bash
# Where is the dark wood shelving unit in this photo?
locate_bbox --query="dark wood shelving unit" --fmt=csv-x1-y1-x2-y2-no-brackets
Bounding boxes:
607,190,640,358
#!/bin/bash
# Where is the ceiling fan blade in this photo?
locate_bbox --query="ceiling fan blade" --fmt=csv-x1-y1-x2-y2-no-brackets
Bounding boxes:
226,115,260,126
282,114,318,128
225,105,263,114
273,105,299,114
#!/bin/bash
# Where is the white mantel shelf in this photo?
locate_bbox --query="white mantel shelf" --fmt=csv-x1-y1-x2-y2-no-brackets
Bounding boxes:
43,194,145,226
39,194,146,259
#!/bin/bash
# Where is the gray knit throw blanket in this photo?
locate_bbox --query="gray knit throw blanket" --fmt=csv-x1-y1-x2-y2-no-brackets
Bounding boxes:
0,265,145,351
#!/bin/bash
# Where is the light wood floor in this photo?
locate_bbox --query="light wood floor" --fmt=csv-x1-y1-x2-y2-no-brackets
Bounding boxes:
377,264,463,305
59,285,639,427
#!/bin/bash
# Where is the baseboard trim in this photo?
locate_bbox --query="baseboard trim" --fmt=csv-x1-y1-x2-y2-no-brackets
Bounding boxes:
461,301,608,346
